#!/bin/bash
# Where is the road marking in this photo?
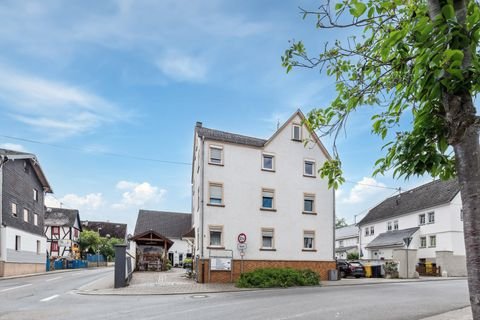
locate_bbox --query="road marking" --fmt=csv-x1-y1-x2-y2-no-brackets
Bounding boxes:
46,276,63,282
0,284,32,292
40,294,59,302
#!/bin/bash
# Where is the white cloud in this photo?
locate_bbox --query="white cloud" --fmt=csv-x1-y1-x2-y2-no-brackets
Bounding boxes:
113,180,166,209
155,52,207,82
45,193,104,210
0,143,26,152
341,177,387,204
0,66,128,138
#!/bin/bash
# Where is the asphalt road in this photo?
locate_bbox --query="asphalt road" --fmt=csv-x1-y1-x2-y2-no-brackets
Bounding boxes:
0,271,470,320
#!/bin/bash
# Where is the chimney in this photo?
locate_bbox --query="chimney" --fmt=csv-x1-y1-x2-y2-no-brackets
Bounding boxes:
196,121,203,128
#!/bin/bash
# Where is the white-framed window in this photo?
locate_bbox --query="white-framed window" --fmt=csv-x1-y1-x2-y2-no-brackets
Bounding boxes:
262,153,275,171
208,226,223,247
339,240,344,247
261,188,275,209
394,220,399,230
11,202,17,217
370,226,375,236
420,237,427,248
23,208,29,222
292,124,302,141
387,221,392,231
304,160,316,177
33,188,38,202
428,212,435,224
15,235,21,251
34,213,38,226
429,235,436,248
303,194,315,213
419,214,426,225
365,227,370,236
36,240,41,254
209,145,223,165
303,231,315,250
208,182,223,205
261,228,274,249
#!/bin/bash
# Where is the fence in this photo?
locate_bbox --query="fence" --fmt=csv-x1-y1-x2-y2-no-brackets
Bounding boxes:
86,254,107,267
416,264,441,277
51,259,88,270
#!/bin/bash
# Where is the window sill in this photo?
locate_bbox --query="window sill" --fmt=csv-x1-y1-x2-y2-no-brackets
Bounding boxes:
428,246,436,248
207,246,225,250
261,168,275,172
302,211,317,215
207,203,225,207
303,174,316,178
302,249,317,252
260,248,276,251
208,162,224,166
260,208,277,212
419,247,426,249
291,139,302,142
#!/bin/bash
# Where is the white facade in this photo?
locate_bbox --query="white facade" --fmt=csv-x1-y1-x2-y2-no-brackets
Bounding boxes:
192,111,335,262
168,238,192,266
1,226,46,264
360,193,464,261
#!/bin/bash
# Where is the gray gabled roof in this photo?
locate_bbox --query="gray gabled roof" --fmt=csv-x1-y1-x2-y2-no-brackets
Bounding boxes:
196,126,267,148
81,220,127,239
134,210,192,239
0,148,53,193
45,208,81,230
335,245,358,252
336,225,359,240
359,179,460,225
366,227,420,249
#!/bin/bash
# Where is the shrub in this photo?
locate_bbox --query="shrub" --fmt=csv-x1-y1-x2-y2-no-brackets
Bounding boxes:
236,268,320,288
347,252,359,260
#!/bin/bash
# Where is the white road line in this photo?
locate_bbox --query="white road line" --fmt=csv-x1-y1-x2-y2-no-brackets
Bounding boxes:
0,284,32,292
45,276,63,282
40,294,59,302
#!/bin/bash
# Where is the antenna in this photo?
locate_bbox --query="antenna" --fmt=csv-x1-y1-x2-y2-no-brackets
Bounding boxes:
277,119,280,130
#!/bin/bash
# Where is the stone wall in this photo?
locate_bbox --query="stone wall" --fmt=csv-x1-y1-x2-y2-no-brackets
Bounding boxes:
0,261,45,277
196,259,336,283
436,251,467,277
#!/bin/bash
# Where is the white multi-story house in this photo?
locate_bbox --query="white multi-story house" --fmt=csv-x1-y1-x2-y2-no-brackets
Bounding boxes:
191,110,335,283
335,225,359,259
0,149,52,277
358,179,466,276
44,208,82,259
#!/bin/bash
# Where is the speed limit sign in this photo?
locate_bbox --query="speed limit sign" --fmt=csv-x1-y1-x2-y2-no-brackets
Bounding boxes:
237,233,247,244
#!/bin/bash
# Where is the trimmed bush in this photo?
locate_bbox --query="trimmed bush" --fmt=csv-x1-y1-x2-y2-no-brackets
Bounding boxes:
236,268,320,288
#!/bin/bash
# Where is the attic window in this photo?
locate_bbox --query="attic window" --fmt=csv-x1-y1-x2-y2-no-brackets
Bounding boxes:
292,124,302,141
209,145,223,165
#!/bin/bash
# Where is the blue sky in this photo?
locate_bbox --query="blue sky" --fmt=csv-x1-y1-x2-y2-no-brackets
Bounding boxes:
0,0,431,232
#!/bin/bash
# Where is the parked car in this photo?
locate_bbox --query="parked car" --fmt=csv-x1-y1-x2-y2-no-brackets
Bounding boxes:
337,260,366,278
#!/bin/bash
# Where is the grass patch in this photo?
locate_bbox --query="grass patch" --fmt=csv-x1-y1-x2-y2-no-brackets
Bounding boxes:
236,268,320,288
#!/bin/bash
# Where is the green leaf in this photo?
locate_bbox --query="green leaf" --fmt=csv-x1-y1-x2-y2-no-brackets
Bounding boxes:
335,3,343,11
441,4,456,20
349,1,367,18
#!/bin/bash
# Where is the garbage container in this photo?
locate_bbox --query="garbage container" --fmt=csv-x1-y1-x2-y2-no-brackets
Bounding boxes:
372,265,382,278
364,264,372,278
328,269,339,281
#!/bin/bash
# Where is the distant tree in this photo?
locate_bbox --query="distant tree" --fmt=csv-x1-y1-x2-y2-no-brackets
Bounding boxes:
336,217,348,228
347,252,360,260
282,1,480,316
99,237,124,261
78,230,101,255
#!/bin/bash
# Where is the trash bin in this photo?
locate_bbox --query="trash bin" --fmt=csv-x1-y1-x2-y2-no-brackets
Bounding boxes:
364,264,372,278
328,269,339,281
372,265,382,278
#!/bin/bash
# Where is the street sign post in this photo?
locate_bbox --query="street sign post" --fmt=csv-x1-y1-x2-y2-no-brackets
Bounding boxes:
237,233,247,274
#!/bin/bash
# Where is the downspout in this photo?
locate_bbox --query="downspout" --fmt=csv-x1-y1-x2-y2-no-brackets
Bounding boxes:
200,136,205,259
0,162,3,261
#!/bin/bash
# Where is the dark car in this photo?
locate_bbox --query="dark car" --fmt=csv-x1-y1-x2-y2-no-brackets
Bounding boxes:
337,260,366,278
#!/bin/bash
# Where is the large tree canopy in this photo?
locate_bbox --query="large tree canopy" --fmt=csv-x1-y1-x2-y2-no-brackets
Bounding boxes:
282,0,480,316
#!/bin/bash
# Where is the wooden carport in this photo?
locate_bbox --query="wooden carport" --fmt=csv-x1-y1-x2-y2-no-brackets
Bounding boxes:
131,230,174,271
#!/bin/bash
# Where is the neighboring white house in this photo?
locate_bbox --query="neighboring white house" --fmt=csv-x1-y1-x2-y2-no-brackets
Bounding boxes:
358,179,466,276
335,225,359,259
133,210,193,270
0,149,52,277
44,208,82,259
192,109,335,283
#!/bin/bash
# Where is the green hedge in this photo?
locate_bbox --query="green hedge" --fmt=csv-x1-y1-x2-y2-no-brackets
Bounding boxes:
236,268,320,288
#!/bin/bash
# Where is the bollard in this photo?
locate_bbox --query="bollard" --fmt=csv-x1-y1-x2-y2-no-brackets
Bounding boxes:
114,244,127,288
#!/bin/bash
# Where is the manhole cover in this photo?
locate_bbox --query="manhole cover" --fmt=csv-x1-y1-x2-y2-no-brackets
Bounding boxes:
191,295,208,299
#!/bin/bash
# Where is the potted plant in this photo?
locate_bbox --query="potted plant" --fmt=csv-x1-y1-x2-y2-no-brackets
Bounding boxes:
384,261,399,279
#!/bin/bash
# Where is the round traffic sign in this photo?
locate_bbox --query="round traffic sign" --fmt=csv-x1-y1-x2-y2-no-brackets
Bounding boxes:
237,233,247,243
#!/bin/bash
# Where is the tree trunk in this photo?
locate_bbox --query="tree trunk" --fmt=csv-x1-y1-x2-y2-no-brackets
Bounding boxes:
452,96,480,319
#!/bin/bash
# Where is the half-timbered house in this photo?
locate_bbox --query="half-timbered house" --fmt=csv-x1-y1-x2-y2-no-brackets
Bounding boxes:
44,208,82,258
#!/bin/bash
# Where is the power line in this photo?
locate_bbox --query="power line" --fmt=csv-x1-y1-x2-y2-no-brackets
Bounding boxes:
0,134,191,166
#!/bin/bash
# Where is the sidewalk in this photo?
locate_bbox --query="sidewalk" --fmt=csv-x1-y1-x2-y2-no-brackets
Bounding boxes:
0,266,113,281
420,307,472,320
77,268,466,296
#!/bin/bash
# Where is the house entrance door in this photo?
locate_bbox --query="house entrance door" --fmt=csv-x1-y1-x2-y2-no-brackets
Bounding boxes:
168,252,174,265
